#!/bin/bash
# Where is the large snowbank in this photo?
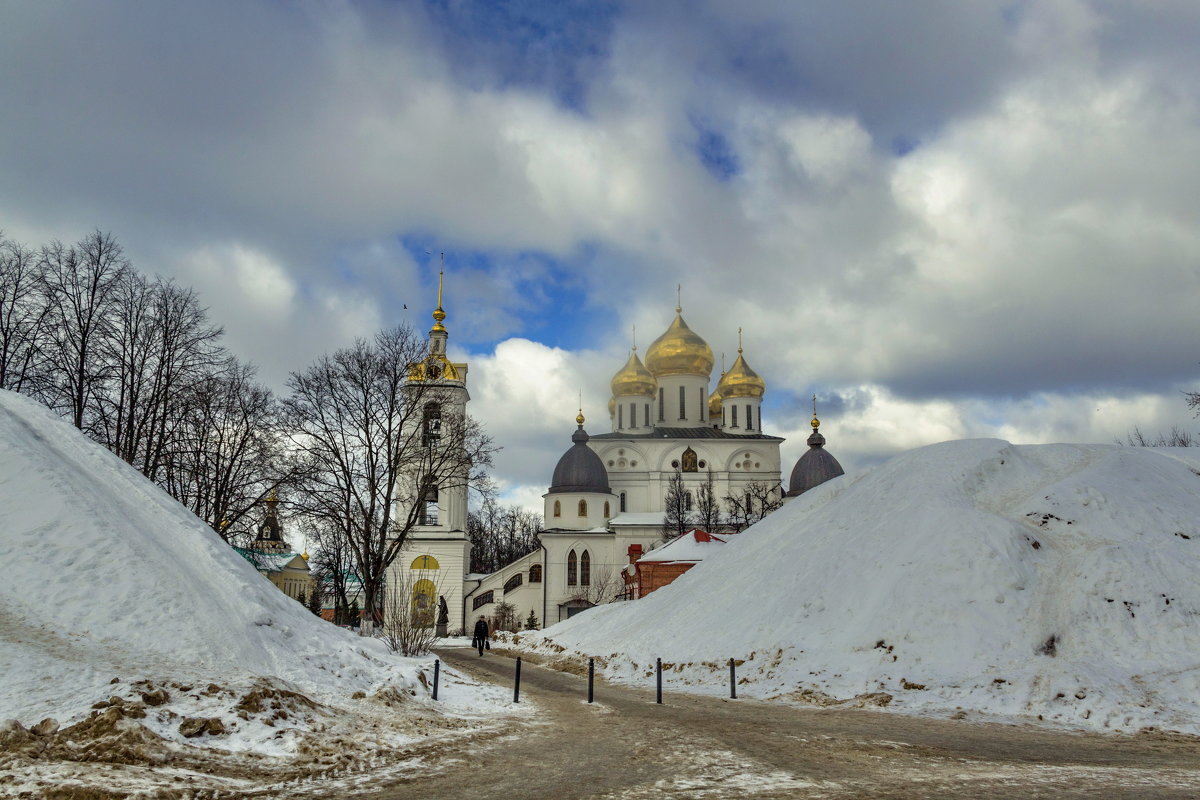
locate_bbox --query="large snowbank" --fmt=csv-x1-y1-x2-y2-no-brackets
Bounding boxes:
0,389,511,756
532,439,1200,734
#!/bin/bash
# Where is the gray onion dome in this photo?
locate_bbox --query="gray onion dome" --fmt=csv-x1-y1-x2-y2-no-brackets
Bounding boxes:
548,415,611,494
787,418,844,497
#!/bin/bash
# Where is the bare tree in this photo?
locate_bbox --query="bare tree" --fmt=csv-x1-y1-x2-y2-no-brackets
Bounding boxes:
283,325,494,632
724,480,784,532
38,230,129,430
97,275,224,480
163,357,286,538
468,497,542,573
0,234,49,392
380,563,444,655
1123,425,1196,447
695,467,723,532
660,468,693,541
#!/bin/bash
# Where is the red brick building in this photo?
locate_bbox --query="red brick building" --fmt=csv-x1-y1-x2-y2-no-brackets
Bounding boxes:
624,530,730,599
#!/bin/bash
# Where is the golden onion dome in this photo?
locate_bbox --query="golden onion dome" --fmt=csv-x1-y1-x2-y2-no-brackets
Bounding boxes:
708,387,723,417
610,347,657,397
718,351,766,399
644,310,714,378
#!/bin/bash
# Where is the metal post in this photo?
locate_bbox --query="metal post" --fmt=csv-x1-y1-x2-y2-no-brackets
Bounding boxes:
729,658,736,699
432,659,440,701
656,658,662,704
514,657,522,703
588,658,595,703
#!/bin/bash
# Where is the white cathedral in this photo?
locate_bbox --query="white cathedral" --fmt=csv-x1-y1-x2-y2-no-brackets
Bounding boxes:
386,280,843,633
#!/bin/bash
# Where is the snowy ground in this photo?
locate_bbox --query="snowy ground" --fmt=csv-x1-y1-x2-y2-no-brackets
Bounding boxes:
516,439,1200,736
0,390,520,797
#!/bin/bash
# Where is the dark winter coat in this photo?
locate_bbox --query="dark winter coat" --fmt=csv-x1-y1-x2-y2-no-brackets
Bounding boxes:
473,619,489,641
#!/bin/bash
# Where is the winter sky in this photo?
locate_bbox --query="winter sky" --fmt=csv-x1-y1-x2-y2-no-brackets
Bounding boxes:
2,1,1199,511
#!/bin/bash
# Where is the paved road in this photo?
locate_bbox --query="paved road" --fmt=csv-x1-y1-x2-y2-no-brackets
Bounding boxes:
368,649,1200,799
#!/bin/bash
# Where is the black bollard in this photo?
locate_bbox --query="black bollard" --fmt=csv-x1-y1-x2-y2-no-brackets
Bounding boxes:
432,658,440,701
656,657,662,704
588,658,595,703
729,658,736,699
514,657,522,703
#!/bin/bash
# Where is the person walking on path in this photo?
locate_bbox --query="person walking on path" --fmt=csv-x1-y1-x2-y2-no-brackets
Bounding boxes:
472,615,490,656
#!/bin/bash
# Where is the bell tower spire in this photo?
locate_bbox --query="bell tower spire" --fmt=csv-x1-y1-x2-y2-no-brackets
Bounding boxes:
429,256,448,356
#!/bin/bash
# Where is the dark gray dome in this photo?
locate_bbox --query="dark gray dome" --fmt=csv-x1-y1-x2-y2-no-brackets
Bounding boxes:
787,427,844,497
548,425,611,494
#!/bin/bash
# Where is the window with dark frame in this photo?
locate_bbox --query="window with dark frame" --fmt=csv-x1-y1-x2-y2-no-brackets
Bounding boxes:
472,591,494,610
580,550,591,586
658,388,665,420
567,550,577,585
529,564,543,582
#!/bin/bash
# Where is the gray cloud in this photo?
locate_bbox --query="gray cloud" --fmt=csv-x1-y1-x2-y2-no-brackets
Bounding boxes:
2,1,1199,506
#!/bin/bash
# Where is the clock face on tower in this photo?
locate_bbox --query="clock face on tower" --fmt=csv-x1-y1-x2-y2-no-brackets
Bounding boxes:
427,363,440,379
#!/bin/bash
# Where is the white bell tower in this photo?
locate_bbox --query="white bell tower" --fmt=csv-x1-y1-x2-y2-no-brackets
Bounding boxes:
389,269,473,634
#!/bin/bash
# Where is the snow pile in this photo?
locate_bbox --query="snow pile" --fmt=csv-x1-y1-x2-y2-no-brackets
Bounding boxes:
0,389,511,761
533,439,1200,734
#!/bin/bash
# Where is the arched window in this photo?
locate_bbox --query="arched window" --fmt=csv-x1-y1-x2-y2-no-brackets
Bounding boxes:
529,564,543,583
603,501,610,518
580,550,591,586
420,475,439,525
567,550,577,586
731,405,739,428
422,402,442,447
684,491,693,511
619,492,627,512
553,500,561,518
578,499,588,517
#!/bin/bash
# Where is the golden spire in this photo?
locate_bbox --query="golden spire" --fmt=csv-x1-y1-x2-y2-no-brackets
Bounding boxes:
576,391,585,426
811,394,820,430
737,327,744,354
431,258,447,332
676,283,682,314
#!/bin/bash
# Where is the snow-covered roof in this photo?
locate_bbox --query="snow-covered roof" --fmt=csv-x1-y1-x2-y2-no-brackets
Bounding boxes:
233,547,307,574
637,529,728,563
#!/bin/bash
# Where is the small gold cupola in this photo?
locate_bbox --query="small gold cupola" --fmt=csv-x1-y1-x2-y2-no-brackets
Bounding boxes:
610,346,657,397
644,299,715,378
717,329,766,399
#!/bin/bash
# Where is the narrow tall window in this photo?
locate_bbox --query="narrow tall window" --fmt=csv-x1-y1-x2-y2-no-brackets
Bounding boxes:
529,564,543,583
422,403,442,447
420,476,439,525
630,403,636,428
731,405,739,428
644,404,650,427
553,500,561,518
658,388,665,421
580,551,591,586
679,386,686,420
578,499,588,517
618,404,623,429
700,388,706,421
603,501,610,518
619,491,627,512
684,491,693,511
567,550,577,586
